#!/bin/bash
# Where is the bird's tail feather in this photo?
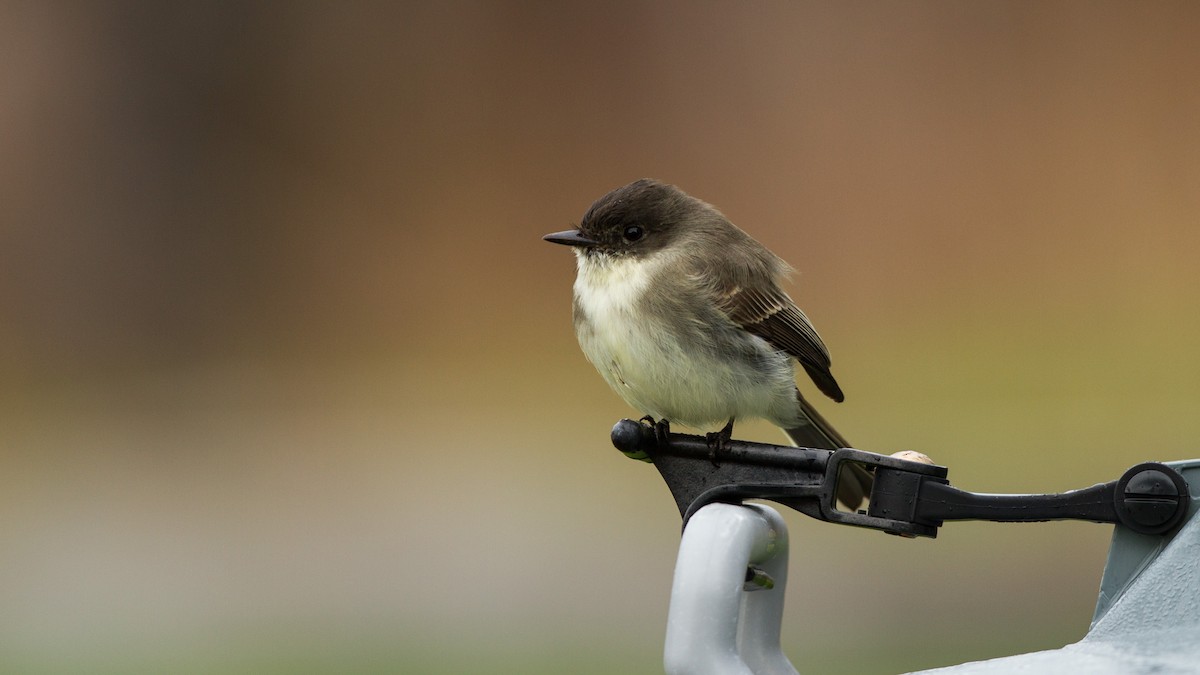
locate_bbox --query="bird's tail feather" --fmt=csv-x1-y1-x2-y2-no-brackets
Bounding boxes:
784,390,873,511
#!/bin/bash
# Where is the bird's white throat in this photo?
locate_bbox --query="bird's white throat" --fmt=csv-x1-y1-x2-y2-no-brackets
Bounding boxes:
573,250,660,321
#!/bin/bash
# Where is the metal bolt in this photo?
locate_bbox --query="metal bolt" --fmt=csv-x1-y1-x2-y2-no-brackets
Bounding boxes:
1116,464,1189,535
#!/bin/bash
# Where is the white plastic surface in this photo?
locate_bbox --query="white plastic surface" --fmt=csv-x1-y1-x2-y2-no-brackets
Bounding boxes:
663,503,799,675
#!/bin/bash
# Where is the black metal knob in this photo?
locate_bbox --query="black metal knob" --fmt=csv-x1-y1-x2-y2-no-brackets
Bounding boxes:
611,419,653,461
1113,463,1190,535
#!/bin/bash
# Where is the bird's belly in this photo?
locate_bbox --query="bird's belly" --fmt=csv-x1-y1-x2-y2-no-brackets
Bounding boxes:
576,301,797,430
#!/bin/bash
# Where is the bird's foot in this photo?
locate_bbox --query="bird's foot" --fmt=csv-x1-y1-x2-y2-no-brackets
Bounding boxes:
639,415,671,446
705,419,735,466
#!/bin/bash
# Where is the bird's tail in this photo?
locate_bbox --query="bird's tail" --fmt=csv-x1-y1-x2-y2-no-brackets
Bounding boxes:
784,390,873,511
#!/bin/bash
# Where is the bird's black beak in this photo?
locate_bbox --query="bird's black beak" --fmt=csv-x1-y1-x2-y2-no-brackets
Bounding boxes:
543,229,598,247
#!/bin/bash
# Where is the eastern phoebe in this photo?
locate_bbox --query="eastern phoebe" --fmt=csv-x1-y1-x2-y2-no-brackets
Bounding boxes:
545,179,870,509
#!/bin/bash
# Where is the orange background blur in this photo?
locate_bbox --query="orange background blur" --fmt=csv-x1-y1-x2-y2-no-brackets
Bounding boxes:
3,2,1199,673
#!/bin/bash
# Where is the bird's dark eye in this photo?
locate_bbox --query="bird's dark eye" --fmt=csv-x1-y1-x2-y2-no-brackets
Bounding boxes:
623,225,644,242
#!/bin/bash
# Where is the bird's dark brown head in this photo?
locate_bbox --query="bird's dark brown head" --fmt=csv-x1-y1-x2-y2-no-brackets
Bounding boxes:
544,179,706,258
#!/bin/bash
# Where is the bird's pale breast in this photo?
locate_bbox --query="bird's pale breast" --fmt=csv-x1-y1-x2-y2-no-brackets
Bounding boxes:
571,251,800,430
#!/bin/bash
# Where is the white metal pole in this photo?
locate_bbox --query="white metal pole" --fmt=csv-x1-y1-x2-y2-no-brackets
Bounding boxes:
663,503,799,675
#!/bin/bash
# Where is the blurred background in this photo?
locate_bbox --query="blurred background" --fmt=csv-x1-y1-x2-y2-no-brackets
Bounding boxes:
3,1,1199,673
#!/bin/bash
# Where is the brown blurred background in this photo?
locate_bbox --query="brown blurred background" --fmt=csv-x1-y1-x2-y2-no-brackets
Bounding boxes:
3,2,1199,673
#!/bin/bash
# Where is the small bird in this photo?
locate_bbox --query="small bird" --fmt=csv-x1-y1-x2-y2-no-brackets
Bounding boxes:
544,179,870,509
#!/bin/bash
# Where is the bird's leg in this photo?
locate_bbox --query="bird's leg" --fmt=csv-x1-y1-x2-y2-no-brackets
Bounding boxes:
655,418,671,445
706,418,735,465
639,415,671,446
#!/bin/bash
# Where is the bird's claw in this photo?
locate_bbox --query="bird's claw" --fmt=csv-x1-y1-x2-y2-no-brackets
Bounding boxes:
705,419,735,466
639,415,671,446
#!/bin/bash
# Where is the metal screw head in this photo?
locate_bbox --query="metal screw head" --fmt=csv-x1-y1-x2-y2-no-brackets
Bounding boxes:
1114,463,1189,535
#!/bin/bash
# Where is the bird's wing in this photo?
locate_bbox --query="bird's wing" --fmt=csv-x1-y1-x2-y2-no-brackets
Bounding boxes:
716,284,845,402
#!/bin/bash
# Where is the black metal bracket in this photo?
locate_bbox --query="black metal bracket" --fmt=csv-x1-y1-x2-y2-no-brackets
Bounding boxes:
610,419,1191,538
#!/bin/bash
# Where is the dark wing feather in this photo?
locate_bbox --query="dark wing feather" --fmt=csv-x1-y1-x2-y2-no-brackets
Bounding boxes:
717,285,845,402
